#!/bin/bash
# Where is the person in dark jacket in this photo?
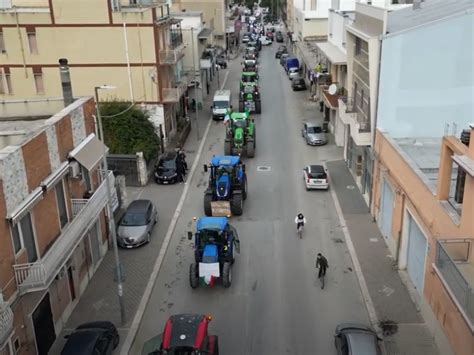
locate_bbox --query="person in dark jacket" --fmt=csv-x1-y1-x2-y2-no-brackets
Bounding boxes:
177,149,188,172
176,158,186,183
316,253,328,278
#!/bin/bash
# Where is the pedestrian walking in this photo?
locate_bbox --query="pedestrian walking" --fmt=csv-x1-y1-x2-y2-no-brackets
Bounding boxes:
316,253,328,279
177,149,188,172
176,158,186,183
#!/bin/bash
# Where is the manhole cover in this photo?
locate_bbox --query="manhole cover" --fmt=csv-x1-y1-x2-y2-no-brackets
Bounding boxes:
257,166,271,172
346,185,355,190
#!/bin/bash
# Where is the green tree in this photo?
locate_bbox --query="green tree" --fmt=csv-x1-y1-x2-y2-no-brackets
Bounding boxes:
99,101,160,162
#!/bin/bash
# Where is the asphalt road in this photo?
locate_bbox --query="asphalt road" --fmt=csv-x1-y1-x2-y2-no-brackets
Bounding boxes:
131,43,371,355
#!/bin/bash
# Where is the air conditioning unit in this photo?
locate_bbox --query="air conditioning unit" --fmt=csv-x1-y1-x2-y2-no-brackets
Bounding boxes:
69,161,81,178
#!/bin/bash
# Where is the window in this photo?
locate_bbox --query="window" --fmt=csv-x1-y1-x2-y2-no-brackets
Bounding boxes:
34,73,44,94
0,31,6,53
27,30,38,54
12,212,37,262
0,68,13,94
55,180,69,228
355,37,361,55
360,89,364,109
81,166,92,191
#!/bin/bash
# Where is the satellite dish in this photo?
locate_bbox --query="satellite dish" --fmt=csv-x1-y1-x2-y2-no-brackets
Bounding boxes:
328,84,338,95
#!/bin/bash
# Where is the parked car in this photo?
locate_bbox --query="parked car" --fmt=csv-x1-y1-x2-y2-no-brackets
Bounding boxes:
303,165,329,190
61,321,119,355
301,121,328,145
276,31,284,42
288,66,300,80
154,152,179,184
242,33,250,43
216,55,227,69
260,36,272,45
275,45,287,58
266,31,274,40
335,323,382,355
117,199,158,248
291,77,307,91
279,53,289,66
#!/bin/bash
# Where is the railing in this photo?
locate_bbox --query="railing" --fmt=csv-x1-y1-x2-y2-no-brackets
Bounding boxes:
159,46,184,65
436,239,474,326
357,113,371,133
0,300,14,346
341,96,356,113
13,172,111,293
162,82,186,103
72,199,88,217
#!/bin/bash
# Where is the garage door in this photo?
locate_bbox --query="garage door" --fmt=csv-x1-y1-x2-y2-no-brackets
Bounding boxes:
406,213,427,294
378,179,394,240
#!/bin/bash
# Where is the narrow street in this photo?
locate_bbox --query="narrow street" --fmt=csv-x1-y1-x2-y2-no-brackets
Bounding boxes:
130,43,371,354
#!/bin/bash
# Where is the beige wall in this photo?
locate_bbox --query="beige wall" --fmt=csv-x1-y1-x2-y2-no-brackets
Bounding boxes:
51,0,109,24
373,130,474,355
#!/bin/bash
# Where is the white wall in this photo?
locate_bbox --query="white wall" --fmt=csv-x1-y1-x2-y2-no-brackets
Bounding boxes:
328,10,354,52
174,15,203,73
377,13,474,138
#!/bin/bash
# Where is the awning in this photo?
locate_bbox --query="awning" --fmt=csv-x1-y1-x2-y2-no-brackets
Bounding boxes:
198,28,213,40
315,42,347,65
7,187,43,224
40,161,69,191
323,90,340,110
68,134,107,171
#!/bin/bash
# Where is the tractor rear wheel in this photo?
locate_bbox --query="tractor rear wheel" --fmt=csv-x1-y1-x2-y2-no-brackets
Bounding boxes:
190,263,199,289
224,139,232,155
255,100,262,114
239,100,244,112
204,193,213,216
231,193,243,216
241,175,248,200
247,139,255,158
222,262,232,288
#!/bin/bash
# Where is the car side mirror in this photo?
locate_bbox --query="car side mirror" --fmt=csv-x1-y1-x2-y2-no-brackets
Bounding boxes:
187,231,193,240
203,165,208,172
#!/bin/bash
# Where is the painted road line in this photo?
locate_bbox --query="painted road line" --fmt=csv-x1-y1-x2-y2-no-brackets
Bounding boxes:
120,70,230,355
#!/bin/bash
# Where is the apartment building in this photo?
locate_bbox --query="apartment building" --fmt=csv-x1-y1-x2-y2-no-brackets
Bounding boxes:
0,97,113,355
372,1,474,354
171,0,227,49
0,0,186,143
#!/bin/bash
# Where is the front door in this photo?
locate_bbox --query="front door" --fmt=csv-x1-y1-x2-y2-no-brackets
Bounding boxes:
378,179,394,241
32,293,56,355
406,213,427,294
88,222,101,268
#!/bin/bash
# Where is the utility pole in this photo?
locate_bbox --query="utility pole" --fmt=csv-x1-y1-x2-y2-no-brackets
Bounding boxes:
190,27,200,140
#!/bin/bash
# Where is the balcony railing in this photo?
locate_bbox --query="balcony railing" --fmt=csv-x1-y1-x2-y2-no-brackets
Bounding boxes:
13,172,111,294
159,46,184,65
435,239,474,327
0,298,14,347
341,96,356,113
162,81,187,103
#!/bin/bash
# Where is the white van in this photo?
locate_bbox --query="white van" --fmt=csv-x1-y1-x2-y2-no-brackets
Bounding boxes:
212,90,232,120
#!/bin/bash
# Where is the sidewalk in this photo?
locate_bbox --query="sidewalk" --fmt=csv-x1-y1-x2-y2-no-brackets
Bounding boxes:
326,160,441,355
48,70,223,355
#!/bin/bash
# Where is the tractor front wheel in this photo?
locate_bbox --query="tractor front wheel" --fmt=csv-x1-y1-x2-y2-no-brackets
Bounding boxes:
222,262,232,288
190,263,199,289
231,193,243,216
224,139,232,155
204,193,213,216
255,100,262,114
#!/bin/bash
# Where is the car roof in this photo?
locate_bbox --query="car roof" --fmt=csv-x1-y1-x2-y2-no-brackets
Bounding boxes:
127,199,151,213
210,155,241,167
346,332,379,355
162,314,207,349
61,330,103,355
308,165,325,173
197,217,228,232
306,121,322,128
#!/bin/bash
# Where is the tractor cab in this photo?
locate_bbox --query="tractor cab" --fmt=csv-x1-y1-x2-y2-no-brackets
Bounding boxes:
241,72,258,83
141,314,219,355
188,217,240,288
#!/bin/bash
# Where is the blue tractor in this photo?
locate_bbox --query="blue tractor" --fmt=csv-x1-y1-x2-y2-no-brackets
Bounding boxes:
203,155,247,216
188,217,240,288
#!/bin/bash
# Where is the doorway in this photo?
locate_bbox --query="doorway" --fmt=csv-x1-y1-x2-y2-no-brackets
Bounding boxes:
32,293,56,355
67,266,76,301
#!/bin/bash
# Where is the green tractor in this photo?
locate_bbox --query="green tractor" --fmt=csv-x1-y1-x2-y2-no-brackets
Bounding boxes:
224,110,256,158
239,72,261,113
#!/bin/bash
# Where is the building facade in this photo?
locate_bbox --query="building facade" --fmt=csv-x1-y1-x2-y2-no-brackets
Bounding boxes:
0,0,186,143
0,97,112,355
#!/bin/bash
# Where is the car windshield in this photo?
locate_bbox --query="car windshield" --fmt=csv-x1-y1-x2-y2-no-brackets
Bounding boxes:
294,79,304,84
213,101,229,109
309,172,327,179
121,212,147,226
159,159,176,169
307,126,323,134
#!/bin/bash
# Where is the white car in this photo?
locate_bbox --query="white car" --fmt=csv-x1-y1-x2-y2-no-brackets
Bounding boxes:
303,165,329,190
260,36,272,46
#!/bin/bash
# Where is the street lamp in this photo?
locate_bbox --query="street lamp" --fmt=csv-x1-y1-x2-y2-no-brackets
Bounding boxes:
190,27,201,141
94,85,126,326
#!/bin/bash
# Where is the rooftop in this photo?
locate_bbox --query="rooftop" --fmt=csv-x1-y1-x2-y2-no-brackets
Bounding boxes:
386,0,474,35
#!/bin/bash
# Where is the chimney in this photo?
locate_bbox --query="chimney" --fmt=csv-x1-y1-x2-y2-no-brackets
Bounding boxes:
59,58,74,107
454,128,471,203
413,0,422,10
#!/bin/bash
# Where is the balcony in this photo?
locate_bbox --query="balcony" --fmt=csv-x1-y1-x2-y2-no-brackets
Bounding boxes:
435,239,474,328
0,298,14,347
159,45,184,65
338,96,371,146
13,172,111,294
162,81,187,103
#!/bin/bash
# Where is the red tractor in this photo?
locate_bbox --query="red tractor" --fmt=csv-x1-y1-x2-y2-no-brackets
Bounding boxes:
142,314,219,355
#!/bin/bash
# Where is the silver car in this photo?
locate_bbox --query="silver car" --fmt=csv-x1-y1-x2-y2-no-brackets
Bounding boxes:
301,121,328,146
288,67,300,80
117,200,157,248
